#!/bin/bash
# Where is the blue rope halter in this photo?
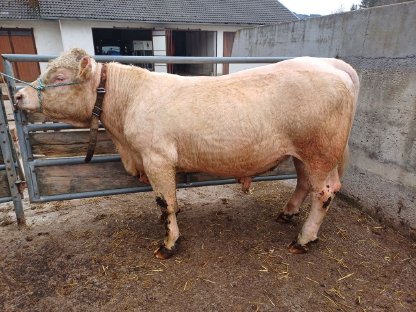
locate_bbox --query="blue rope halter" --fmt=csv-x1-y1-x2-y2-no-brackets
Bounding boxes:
0,72,80,112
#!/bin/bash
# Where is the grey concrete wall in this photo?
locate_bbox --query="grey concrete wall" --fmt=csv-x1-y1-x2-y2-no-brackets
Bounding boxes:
231,2,416,237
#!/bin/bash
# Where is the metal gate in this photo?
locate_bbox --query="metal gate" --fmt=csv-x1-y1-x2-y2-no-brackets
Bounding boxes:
0,88,25,225
2,54,296,223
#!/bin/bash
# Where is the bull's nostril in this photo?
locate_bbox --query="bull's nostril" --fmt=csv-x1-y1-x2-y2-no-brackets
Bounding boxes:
15,93,23,101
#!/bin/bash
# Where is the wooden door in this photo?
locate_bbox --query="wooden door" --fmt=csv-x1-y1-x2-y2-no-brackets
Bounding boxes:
0,29,40,81
0,30,16,82
165,29,174,73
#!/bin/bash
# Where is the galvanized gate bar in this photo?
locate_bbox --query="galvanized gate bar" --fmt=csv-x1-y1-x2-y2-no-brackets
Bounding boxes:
3,54,296,209
38,173,297,203
2,54,292,64
0,88,25,225
3,59,37,205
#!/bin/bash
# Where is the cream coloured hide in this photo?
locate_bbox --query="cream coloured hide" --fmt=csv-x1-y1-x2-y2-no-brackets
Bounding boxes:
15,49,359,259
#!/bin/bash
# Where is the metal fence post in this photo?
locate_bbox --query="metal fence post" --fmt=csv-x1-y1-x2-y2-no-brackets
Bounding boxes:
0,88,26,226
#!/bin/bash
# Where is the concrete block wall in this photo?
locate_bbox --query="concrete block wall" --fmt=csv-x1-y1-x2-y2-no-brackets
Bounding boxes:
231,1,416,237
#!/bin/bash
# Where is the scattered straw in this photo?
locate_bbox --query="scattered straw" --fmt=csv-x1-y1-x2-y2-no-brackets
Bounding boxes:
337,273,354,282
321,293,339,308
329,288,346,300
306,277,320,285
183,280,189,291
266,295,275,307
259,265,269,272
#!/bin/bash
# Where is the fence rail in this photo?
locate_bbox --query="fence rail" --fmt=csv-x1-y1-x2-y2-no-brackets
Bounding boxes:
2,54,296,224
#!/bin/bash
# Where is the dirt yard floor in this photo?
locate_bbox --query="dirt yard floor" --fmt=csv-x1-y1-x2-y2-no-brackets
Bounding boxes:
0,180,415,312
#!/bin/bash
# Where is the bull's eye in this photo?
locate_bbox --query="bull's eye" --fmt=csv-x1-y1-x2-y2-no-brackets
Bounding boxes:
55,75,65,82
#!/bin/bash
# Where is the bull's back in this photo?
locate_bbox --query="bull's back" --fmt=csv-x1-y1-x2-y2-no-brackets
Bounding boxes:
132,58,358,176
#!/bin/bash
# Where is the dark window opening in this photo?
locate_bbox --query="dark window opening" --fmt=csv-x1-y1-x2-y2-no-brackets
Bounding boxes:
92,28,154,70
166,30,216,76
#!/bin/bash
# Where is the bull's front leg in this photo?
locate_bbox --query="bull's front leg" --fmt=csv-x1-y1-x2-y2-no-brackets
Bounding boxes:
143,156,180,259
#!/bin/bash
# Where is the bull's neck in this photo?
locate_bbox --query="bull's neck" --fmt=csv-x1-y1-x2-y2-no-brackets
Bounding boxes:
97,63,145,142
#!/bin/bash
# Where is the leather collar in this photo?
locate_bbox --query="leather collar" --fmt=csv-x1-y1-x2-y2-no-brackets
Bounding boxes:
85,63,107,162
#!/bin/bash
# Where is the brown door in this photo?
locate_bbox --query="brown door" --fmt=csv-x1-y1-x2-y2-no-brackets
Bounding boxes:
0,30,16,82
165,29,174,74
223,32,236,75
0,29,40,81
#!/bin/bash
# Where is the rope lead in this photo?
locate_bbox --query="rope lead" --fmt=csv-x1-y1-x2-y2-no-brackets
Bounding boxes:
0,72,81,112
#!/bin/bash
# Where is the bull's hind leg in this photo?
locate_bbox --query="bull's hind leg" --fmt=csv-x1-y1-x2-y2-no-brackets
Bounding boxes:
143,157,180,259
276,157,310,223
289,166,341,254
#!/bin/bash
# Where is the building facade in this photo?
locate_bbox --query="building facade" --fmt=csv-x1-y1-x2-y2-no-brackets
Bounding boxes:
0,0,297,79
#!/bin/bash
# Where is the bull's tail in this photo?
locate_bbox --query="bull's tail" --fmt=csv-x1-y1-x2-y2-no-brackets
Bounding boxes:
337,144,350,178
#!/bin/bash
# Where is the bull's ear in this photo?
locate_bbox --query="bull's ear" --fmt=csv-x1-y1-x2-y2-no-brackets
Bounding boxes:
78,56,92,80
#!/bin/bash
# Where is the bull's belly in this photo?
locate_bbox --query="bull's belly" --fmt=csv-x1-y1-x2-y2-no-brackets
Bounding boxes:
176,147,290,178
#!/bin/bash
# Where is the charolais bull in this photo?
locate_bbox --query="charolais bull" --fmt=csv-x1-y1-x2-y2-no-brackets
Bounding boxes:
15,48,359,259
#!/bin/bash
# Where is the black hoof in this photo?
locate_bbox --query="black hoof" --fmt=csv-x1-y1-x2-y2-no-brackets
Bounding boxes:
288,240,308,254
154,244,176,260
276,212,298,224
288,237,319,254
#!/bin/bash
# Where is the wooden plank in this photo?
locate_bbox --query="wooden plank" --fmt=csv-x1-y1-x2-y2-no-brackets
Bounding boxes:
27,113,56,123
30,130,117,158
263,157,295,176
36,162,139,196
0,170,11,198
36,158,296,197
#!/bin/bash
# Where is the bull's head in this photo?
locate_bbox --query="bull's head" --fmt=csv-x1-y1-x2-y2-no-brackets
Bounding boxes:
15,48,99,127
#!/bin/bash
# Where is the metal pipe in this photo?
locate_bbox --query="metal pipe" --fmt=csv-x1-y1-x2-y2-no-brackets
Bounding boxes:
0,197,13,203
2,54,292,64
4,59,38,202
0,87,26,225
35,174,297,203
26,123,74,132
33,155,121,167
26,122,104,132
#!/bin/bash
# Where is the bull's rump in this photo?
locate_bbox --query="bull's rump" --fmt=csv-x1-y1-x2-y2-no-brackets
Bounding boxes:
129,57,357,176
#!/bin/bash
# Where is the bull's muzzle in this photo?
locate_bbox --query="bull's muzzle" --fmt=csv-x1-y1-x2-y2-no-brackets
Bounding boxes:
14,91,23,110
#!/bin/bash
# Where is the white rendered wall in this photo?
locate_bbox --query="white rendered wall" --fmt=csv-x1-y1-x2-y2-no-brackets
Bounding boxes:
152,30,167,73
59,20,95,55
216,30,224,75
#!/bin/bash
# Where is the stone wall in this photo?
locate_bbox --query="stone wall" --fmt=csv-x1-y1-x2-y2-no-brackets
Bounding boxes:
231,1,416,237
